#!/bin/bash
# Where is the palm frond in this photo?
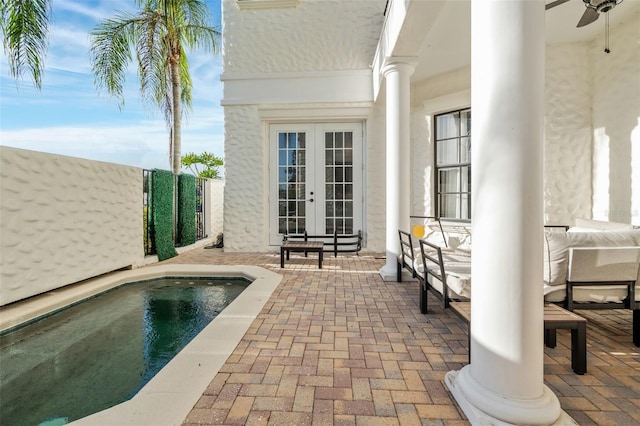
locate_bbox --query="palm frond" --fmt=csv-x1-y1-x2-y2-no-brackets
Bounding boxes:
181,24,220,53
90,12,138,107
1,0,50,89
178,52,192,112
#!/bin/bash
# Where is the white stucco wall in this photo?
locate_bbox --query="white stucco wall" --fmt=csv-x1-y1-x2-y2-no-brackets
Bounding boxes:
223,0,385,74
591,14,640,225
544,42,593,225
0,147,143,306
365,103,387,252
223,106,267,251
206,179,225,239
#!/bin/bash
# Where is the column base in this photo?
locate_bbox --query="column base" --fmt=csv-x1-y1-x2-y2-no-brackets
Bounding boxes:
379,251,399,281
445,367,577,425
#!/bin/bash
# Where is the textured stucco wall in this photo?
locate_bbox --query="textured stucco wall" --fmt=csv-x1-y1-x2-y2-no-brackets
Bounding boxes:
544,42,593,225
223,0,385,74
591,15,640,225
223,106,266,252
365,103,387,252
206,179,225,239
0,147,143,305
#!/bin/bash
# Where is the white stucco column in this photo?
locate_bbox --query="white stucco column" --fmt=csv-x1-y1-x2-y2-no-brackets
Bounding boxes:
380,59,415,281
444,2,570,425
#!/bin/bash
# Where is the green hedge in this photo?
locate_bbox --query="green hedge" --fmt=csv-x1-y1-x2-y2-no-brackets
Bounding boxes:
178,174,196,246
152,169,177,261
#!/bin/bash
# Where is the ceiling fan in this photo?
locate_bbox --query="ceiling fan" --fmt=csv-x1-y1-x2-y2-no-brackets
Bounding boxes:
546,0,623,27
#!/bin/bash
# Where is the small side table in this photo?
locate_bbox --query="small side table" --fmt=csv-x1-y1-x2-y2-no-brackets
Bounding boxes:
280,241,324,269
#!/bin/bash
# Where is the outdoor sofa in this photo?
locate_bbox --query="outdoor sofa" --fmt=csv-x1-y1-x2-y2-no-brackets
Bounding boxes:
398,218,640,346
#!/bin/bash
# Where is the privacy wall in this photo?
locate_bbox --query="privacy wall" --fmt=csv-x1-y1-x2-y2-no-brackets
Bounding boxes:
0,147,143,306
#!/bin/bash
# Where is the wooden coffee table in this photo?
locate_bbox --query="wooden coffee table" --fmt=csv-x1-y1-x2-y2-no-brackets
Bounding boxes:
450,301,587,374
280,241,324,269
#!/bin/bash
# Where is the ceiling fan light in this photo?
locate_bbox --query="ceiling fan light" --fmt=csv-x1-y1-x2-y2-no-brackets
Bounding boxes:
582,0,623,12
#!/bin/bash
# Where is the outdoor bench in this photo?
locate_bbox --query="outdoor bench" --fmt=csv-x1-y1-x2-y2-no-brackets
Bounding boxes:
450,301,588,375
282,230,362,257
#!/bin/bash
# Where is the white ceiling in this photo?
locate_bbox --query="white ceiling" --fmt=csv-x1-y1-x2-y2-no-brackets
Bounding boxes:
411,0,640,83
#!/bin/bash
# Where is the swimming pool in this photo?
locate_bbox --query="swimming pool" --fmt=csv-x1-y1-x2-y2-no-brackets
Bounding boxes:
0,264,282,426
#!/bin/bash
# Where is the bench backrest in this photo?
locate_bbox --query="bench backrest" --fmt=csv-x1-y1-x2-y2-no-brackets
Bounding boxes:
283,230,362,257
398,230,416,272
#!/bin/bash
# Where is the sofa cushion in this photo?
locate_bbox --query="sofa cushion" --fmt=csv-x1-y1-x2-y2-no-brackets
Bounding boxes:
573,218,634,231
544,229,640,286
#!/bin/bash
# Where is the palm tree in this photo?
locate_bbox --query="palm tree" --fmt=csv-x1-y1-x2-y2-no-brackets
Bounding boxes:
90,0,220,174
0,0,51,89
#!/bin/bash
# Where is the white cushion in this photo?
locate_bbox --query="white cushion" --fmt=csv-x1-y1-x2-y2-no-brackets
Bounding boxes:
574,218,634,231
414,249,471,298
543,230,640,286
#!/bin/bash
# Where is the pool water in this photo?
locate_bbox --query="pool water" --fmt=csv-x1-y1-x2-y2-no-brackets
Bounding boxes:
0,277,250,426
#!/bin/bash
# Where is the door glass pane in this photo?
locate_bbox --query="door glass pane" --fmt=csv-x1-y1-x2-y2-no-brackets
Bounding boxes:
324,131,355,236
345,219,353,234
277,131,306,234
326,184,334,200
345,167,352,182
325,132,333,149
326,219,334,234
326,149,333,165
325,168,333,183
345,201,353,216
326,202,334,216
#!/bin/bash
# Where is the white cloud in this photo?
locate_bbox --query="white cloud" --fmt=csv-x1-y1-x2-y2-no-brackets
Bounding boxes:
56,0,135,22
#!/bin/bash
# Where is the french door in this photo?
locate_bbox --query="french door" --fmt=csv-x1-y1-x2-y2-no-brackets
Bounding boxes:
269,123,363,245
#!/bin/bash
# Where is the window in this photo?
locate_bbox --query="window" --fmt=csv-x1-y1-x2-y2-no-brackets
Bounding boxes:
434,108,471,220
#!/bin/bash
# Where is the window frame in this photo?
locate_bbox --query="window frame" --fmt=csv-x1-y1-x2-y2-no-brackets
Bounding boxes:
434,108,471,222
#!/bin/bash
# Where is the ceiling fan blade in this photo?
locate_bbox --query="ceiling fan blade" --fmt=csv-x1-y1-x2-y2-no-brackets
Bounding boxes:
577,7,599,27
545,0,571,10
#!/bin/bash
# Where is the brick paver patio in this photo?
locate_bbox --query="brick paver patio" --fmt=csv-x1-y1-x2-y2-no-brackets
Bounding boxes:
162,248,640,425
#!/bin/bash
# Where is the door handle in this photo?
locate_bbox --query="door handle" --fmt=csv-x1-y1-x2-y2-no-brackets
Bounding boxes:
309,198,314,202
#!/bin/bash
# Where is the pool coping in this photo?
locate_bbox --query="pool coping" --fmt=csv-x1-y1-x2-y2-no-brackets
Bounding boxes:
0,264,282,426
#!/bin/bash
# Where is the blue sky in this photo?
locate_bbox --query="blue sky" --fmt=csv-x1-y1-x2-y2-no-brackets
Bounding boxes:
0,0,223,172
